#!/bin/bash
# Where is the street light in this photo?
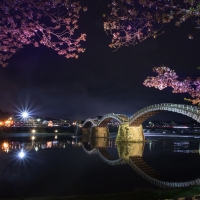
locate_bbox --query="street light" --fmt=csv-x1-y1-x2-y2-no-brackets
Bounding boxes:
22,111,29,118
21,111,29,126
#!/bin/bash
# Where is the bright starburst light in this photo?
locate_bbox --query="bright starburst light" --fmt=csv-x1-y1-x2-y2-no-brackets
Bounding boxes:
18,150,25,159
22,111,29,118
11,97,41,121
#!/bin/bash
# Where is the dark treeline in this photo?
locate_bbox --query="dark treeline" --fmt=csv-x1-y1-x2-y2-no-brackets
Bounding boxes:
0,109,11,120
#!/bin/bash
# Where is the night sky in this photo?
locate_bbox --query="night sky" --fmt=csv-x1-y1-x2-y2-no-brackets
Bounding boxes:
1,0,200,121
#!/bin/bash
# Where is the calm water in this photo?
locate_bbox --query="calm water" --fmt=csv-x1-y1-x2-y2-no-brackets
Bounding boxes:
1,133,200,198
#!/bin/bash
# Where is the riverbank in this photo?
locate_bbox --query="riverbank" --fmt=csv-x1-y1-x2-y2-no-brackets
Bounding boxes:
2,187,200,200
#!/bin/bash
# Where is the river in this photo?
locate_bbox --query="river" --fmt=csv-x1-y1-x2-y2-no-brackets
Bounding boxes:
0,132,200,198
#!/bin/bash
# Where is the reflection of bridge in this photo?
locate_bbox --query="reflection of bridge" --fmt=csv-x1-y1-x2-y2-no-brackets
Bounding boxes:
83,138,200,188
81,103,200,141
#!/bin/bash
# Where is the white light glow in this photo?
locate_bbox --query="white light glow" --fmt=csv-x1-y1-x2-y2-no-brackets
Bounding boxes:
31,129,36,133
18,150,25,158
22,111,29,118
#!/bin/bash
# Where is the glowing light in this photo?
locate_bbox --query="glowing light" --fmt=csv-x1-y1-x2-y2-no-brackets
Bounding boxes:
4,120,12,127
22,111,29,118
47,141,52,148
55,135,57,139
31,136,35,140
18,150,25,158
3,142,8,148
55,130,58,133
35,146,39,151
31,129,36,133
48,121,53,127
2,142,9,152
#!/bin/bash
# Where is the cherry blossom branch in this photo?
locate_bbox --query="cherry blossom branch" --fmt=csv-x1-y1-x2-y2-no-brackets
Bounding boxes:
104,0,200,49
104,0,163,50
0,0,87,67
139,0,200,39
143,66,200,105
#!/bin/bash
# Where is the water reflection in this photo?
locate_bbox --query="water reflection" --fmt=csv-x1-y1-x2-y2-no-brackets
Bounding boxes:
1,135,200,190
82,137,200,188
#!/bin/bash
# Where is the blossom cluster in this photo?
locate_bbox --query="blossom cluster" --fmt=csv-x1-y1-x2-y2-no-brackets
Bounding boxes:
104,0,162,50
143,66,200,105
104,0,200,49
0,0,87,67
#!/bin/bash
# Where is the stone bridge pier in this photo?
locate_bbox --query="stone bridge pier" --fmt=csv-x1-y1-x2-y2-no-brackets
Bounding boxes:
116,123,144,142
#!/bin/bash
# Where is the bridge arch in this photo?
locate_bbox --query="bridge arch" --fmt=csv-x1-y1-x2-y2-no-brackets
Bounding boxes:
82,118,97,128
97,113,129,127
129,103,200,126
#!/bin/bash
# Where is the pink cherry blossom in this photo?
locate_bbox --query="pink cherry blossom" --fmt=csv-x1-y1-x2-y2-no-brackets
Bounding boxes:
104,0,200,49
0,0,87,67
144,66,200,105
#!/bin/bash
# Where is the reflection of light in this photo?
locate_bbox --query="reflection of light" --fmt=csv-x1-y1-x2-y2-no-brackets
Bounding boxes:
55,130,58,133
18,150,25,158
35,146,39,151
31,136,35,140
31,129,36,133
47,141,52,148
55,135,57,139
149,142,152,151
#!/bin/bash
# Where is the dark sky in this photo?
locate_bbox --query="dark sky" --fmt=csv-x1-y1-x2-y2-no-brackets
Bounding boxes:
1,0,200,121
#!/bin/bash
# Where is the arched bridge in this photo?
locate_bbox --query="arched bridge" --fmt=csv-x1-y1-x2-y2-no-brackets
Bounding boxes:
82,118,98,128
81,103,200,141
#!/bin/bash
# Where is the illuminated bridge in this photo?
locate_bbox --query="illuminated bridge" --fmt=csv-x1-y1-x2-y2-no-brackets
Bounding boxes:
81,103,200,141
